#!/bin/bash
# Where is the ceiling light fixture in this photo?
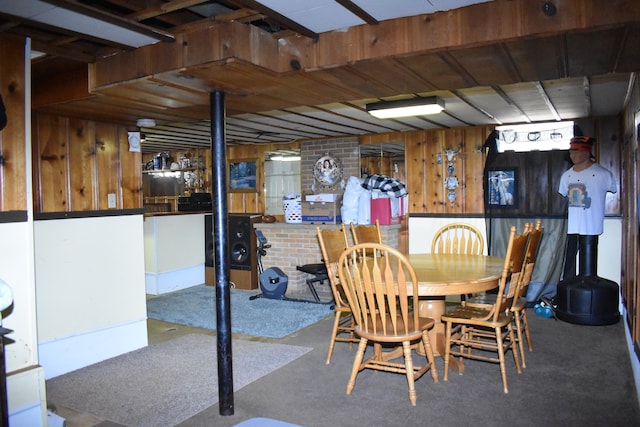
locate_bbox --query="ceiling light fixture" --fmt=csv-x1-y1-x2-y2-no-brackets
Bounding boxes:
136,118,156,127
366,96,445,119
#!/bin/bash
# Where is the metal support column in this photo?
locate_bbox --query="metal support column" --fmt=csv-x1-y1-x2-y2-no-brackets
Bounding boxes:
210,90,234,415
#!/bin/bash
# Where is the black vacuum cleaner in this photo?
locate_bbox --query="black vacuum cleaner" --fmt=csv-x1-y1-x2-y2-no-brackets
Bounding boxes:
249,229,333,305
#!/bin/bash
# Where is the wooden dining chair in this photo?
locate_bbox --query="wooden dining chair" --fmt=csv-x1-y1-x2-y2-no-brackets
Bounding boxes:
465,221,543,368
511,220,544,367
431,222,485,255
337,242,439,406
432,222,485,301
350,219,383,245
316,225,357,364
441,225,527,394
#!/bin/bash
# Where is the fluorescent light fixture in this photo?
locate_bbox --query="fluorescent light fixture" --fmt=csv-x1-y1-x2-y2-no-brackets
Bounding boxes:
366,96,445,119
270,155,301,162
136,118,156,127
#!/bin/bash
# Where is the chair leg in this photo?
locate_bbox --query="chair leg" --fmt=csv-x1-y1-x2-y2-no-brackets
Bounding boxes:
443,321,452,382
402,341,417,406
326,310,342,364
522,310,533,352
513,311,527,368
346,338,368,395
421,330,439,383
508,323,522,375
495,326,509,394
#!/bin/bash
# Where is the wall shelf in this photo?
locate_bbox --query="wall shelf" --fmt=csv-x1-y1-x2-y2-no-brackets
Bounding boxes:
142,167,202,174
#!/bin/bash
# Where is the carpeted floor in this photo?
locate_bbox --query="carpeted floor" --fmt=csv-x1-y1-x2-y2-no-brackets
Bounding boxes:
146,286,334,339
178,311,640,427
46,334,312,427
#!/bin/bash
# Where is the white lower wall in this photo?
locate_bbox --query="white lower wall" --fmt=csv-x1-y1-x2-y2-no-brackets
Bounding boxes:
34,215,148,379
408,217,488,255
6,367,46,427
143,213,206,294
0,220,46,426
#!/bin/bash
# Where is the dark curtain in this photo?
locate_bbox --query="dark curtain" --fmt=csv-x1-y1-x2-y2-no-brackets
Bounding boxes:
483,131,571,301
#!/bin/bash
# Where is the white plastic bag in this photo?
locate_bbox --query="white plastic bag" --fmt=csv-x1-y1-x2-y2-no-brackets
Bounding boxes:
341,176,365,224
358,190,371,224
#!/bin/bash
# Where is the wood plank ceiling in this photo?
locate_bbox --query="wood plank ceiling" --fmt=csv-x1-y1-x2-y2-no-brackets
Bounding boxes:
2,0,639,153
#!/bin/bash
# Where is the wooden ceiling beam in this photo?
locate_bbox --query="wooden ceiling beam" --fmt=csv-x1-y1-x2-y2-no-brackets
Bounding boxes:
535,81,562,121
334,0,379,25
128,0,211,22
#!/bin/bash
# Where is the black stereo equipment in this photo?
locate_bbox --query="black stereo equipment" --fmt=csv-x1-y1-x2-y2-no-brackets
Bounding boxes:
178,193,212,212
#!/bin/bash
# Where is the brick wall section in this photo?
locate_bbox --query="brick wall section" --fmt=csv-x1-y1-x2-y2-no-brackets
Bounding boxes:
301,137,359,192
255,222,400,290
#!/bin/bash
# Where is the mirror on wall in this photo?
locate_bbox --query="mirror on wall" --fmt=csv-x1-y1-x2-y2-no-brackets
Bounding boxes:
264,149,301,216
359,142,405,181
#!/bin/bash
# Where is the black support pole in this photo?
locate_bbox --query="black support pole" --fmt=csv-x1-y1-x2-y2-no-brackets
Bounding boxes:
210,91,234,415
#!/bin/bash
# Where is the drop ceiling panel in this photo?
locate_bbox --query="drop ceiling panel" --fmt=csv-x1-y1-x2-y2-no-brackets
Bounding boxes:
501,83,556,123
256,0,491,34
256,0,364,33
295,104,399,134
436,94,501,125
398,53,474,90
543,79,589,120
455,87,526,124
352,0,492,20
446,45,521,86
318,102,412,134
1,0,164,47
503,37,566,82
566,29,623,77
227,113,340,139
616,25,640,72
590,75,630,117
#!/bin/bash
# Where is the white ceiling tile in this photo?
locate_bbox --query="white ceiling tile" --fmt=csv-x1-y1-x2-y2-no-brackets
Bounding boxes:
257,0,492,33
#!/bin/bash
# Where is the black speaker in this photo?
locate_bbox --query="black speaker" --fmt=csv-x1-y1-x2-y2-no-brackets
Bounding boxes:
205,214,262,289
228,214,261,270
206,214,261,268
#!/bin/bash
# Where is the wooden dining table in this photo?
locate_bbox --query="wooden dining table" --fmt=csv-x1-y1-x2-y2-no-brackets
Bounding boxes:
406,253,504,371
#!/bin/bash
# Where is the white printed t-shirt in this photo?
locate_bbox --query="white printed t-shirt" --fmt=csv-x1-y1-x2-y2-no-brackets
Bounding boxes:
558,162,617,235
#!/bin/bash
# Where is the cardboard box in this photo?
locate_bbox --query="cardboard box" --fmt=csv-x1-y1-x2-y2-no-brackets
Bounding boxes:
301,201,342,224
370,197,400,225
305,193,340,202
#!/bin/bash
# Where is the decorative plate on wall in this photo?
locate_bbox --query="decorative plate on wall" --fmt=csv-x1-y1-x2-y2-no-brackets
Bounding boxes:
313,154,343,188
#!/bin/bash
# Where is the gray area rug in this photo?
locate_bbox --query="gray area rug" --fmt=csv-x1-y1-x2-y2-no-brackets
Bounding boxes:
146,286,333,338
46,334,312,427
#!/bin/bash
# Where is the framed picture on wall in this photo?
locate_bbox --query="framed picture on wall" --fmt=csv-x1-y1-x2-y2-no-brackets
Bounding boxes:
486,168,518,208
229,159,258,192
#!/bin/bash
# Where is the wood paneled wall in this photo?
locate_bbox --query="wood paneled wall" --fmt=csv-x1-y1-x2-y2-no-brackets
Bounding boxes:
0,35,27,212
361,126,492,214
621,80,640,360
32,113,142,213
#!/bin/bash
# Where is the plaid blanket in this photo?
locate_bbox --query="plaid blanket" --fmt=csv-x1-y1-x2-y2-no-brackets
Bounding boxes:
361,174,408,197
